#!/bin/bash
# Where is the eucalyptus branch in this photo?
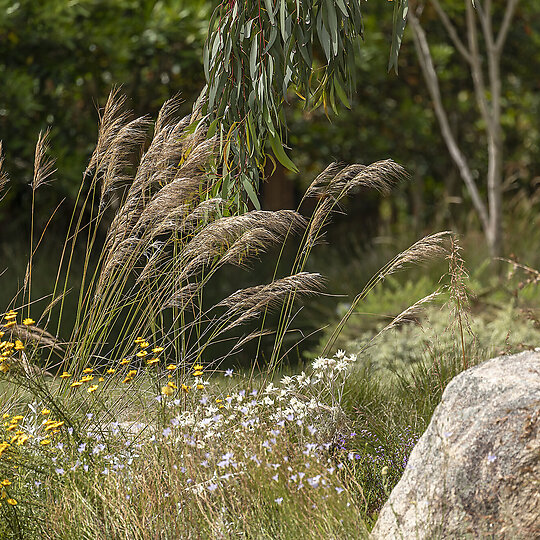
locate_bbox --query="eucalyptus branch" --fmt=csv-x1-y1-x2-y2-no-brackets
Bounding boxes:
201,0,406,206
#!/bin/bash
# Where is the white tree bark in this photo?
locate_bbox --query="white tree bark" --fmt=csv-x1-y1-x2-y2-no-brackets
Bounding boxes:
408,0,519,257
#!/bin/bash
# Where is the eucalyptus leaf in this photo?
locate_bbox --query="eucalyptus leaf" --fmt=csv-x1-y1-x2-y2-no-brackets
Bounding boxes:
334,78,350,109
268,134,298,173
243,174,261,209
201,0,403,205
250,35,259,78
263,0,275,25
389,0,408,73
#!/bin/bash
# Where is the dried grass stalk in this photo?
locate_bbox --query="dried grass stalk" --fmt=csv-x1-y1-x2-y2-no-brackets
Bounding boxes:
387,231,452,275
6,323,64,353
372,290,442,341
0,142,9,198
218,272,324,329
162,283,200,311
85,88,131,179
305,159,406,199
32,128,56,190
99,115,152,207
178,210,306,281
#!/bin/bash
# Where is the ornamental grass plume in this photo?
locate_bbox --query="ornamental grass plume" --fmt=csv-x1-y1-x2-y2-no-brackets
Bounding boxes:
0,142,9,200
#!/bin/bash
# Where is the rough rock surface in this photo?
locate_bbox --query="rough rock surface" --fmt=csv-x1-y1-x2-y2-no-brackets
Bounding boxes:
372,350,540,539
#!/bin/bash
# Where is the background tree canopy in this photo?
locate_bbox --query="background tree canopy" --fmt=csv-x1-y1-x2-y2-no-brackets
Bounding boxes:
0,0,209,230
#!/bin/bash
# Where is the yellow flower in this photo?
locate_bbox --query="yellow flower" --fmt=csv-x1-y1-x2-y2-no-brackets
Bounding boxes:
87,384,98,393
3,321,15,329
6,498,17,506
134,336,145,344
6,424,17,432
1,413,8,419
82,368,93,374
23,318,35,326
41,409,50,415
98,377,104,382
161,385,174,397
44,421,64,431
166,364,176,371
40,439,51,445
196,384,205,390
152,346,164,353
146,357,159,366
120,358,129,365
138,341,149,349
1,479,11,486
15,434,30,446
70,381,83,388
136,350,147,358
0,362,9,373
0,341,13,352
80,375,94,383
14,340,24,351
193,364,203,371
181,384,190,393
10,415,23,422
106,368,116,374
193,370,203,377
122,370,137,383
167,381,178,390
3,311,17,321
59,372,71,379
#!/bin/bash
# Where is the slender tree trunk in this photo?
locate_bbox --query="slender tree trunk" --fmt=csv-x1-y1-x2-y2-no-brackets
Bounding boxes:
409,0,519,258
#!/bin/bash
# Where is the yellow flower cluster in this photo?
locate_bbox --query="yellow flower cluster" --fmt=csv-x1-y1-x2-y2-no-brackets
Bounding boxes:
193,364,204,377
161,380,177,396
2,310,17,329
123,369,137,384
0,477,17,506
0,336,28,374
134,337,166,368
0,338,14,373
0,413,33,467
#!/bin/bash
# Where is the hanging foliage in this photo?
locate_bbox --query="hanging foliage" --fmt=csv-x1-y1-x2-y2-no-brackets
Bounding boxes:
200,0,407,209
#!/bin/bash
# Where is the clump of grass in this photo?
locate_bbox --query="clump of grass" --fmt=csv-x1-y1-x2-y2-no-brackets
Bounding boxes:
0,90,465,538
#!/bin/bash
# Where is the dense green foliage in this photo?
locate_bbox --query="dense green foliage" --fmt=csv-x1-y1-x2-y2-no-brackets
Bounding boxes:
0,0,209,216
